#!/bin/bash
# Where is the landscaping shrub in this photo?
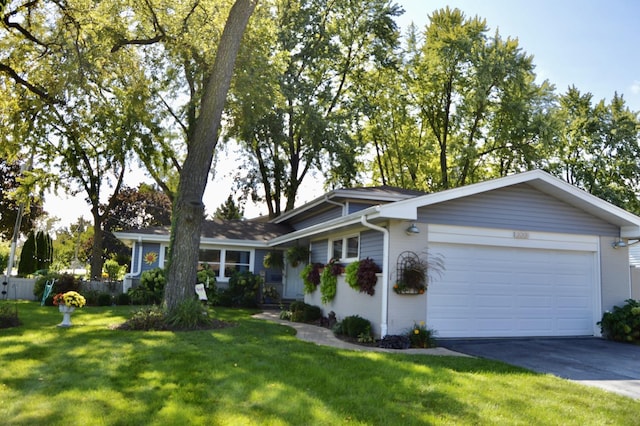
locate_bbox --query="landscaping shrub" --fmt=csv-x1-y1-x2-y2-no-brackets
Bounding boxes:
378,335,410,349
116,292,131,305
97,293,113,306
218,271,261,308
197,268,218,305
407,322,437,348
118,305,167,331
129,268,165,304
282,301,322,323
83,290,100,306
54,274,82,294
0,304,20,329
598,299,640,343
165,298,212,329
335,315,371,338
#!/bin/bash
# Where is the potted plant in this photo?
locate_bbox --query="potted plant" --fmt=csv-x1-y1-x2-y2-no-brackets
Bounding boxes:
286,246,310,267
345,258,382,296
301,263,323,294
53,291,87,327
263,251,285,270
393,251,443,295
262,285,280,304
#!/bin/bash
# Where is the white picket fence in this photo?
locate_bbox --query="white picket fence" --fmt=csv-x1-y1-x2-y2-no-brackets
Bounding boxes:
1,278,125,301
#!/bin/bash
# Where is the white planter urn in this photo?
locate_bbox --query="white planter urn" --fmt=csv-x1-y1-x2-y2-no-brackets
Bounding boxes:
58,304,76,327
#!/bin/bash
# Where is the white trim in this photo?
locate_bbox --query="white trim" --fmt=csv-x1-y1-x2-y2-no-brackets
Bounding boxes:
428,224,600,252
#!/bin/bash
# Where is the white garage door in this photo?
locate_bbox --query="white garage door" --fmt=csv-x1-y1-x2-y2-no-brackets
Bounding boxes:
427,243,597,338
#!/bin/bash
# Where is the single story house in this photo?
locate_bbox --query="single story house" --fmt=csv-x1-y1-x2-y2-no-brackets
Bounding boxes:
115,170,640,338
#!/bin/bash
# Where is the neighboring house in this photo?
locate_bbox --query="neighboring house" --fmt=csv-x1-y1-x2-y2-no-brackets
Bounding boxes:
115,170,640,338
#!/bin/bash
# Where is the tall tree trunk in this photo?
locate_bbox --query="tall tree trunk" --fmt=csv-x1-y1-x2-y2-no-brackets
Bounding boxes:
90,209,104,280
164,0,257,311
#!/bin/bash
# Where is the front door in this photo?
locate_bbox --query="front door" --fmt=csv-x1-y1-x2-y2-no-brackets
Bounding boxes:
284,262,305,299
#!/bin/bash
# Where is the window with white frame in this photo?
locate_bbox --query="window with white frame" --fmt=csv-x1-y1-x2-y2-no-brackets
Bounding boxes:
198,248,251,279
331,234,359,261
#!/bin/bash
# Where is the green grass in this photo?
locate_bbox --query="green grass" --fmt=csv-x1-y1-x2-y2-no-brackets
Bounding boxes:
0,301,637,425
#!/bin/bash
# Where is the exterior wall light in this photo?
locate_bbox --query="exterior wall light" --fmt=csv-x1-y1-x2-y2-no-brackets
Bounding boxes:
406,223,420,235
612,239,627,248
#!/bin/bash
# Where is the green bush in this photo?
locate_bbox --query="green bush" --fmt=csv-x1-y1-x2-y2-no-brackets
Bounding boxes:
219,271,261,308
116,292,131,305
598,299,640,343
119,305,167,331
165,298,212,329
129,268,165,304
335,315,371,338
283,301,322,323
33,273,59,300
197,268,218,305
406,322,437,348
0,304,20,329
97,293,113,306
83,290,100,306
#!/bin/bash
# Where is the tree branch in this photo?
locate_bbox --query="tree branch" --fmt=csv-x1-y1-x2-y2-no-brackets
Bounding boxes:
0,62,61,104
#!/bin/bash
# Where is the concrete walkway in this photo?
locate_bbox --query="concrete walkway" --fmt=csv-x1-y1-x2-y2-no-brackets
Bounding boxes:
252,311,468,356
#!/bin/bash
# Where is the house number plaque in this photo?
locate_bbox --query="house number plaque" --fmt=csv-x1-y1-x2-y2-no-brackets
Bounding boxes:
513,231,529,239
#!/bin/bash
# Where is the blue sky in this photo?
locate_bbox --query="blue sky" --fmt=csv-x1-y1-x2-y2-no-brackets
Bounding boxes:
397,0,640,111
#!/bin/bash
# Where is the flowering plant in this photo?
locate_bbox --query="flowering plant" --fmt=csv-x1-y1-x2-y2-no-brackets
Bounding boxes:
53,291,86,308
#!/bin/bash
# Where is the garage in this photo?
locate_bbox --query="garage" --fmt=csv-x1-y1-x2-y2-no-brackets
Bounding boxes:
427,225,600,338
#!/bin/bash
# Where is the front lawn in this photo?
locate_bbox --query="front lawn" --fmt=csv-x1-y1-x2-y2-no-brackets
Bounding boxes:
0,301,637,425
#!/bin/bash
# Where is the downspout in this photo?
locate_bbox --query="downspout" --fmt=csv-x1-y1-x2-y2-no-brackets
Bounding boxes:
360,215,390,337
123,237,143,291
325,195,346,216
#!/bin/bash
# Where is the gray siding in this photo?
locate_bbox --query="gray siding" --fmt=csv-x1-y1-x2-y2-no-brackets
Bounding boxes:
310,240,328,263
290,206,342,230
418,183,619,236
360,230,384,265
347,202,375,214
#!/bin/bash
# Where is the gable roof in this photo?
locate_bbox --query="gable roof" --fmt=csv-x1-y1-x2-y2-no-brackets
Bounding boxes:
271,185,426,224
372,170,640,238
270,170,640,244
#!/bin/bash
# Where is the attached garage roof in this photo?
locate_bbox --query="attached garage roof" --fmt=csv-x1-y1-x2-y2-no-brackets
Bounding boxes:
373,170,640,238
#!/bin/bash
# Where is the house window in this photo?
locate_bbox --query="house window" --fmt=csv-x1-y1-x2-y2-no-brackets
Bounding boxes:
223,250,250,277
199,249,222,276
331,235,359,261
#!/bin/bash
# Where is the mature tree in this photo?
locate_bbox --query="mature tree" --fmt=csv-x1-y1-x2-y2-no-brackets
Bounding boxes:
213,194,244,220
164,0,257,311
359,8,555,192
226,0,403,217
544,88,640,213
1,1,164,279
0,158,43,240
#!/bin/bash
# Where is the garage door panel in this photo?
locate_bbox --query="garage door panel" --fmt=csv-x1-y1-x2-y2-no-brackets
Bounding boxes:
427,243,596,337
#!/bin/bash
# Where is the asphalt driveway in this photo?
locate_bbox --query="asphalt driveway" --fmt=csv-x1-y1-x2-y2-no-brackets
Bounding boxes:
440,337,640,399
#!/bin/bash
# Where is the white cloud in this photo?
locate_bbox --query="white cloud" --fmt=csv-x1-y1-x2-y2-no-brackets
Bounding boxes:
631,80,640,95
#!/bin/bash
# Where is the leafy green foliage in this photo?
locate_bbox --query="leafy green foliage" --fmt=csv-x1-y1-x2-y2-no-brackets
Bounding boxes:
345,258,381,296
103,259,125,282
130,268,166,305
407,322,437,348
218,271,261,308
301,263,322,294
17,231,36,276
598,299,640,343
213,194,244,219
334,315,371,338
227,0,403,216
0,304,20,328
118,305,167,331
165,298,213,330
320,262,340,304
0,159,43,240
281,301,322,323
